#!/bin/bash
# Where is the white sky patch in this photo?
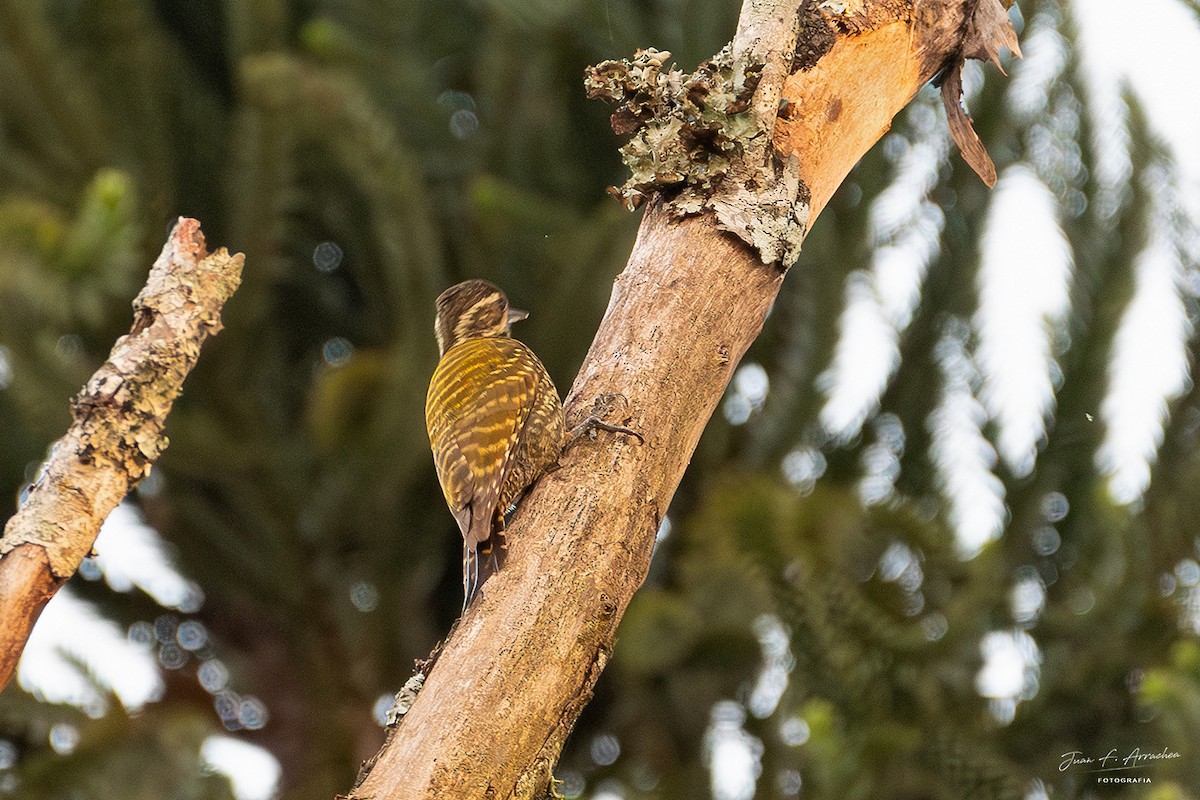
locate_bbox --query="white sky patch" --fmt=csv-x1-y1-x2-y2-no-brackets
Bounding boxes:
859,413,905,505
1076,0,1200,184
975,167,1073,477
1072,6,1134,218
976,629,1042,724
879,540,923,591
201,736,281,800
704,701,763,800
820,97,948,440
91,502,205,612
1173,558,1200,634
819,273,901,437
1006,9,1088,199
929,326,1007,557
1006,18,1068,122
781,446,827,495
1098,227,1191,503
724,362,770,426
19,589,163,713
1069,1,1200,502
0,345,12,389
1011,570,1048,626
16,503,207,722
1026,779,1051,800
747,615,792,719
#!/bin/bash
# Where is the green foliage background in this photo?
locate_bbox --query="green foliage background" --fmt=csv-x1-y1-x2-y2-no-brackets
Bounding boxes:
2,0,1199,798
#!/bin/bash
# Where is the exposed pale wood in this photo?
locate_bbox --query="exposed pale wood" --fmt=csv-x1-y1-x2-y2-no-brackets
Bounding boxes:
776,20,927,219
0,547,54,690
0,219,243,692
350,1,997,797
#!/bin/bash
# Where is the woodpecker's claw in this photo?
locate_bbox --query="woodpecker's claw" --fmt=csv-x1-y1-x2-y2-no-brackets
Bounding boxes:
564,415,645,451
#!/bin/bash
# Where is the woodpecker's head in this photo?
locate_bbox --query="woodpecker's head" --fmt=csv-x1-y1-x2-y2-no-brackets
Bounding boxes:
434,279,529,356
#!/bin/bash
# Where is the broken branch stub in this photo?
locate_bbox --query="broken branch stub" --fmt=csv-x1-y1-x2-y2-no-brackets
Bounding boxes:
937,0,1022,186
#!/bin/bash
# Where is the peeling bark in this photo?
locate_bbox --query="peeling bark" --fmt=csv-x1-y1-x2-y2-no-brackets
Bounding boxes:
0,219,243,691
346,1,1017,798
937,0,1022,186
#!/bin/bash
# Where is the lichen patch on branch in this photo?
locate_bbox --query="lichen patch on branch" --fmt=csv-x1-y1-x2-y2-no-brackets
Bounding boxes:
585,46,809,269
584,47,764,212
711,158,811,269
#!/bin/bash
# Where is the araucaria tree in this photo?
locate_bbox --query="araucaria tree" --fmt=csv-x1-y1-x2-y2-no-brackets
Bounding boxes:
2,0,1199,799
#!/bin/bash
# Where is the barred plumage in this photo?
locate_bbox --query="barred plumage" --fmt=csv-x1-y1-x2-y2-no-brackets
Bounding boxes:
425,280,565,608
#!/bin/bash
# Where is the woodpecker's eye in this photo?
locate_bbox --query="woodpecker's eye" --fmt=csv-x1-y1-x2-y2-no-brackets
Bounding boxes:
435,280,515,352
476,294,507,329
455,294,504,335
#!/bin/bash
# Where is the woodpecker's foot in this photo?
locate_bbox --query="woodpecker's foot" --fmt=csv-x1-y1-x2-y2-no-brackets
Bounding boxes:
564,414,645,451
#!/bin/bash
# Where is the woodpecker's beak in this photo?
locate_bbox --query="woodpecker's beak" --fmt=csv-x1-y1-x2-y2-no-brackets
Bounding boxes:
507,307,529,324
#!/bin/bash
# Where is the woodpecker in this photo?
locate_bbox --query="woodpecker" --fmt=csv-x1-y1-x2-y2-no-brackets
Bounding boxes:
425,279,640,609
425,280,564,608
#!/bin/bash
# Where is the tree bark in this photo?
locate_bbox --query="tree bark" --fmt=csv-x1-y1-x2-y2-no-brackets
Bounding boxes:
350,1,1015,798
0,219,243,691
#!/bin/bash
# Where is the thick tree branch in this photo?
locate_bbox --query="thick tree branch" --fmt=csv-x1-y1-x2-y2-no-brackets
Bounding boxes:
0,219,243,691
350,1,1016,797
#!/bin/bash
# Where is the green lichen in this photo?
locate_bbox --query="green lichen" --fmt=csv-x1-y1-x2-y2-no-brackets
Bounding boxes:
584,47,764,212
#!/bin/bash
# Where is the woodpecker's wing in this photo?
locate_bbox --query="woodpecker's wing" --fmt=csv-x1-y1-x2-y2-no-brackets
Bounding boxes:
429,433,479,541
497,353,564,512
426,337,538,550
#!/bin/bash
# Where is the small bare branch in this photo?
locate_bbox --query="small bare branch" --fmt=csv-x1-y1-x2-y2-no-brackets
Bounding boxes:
0,218,244,691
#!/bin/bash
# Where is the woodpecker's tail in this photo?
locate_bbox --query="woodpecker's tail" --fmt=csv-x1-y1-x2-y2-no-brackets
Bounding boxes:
462,502,489,611
462,517,507,611
462,541,478,613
